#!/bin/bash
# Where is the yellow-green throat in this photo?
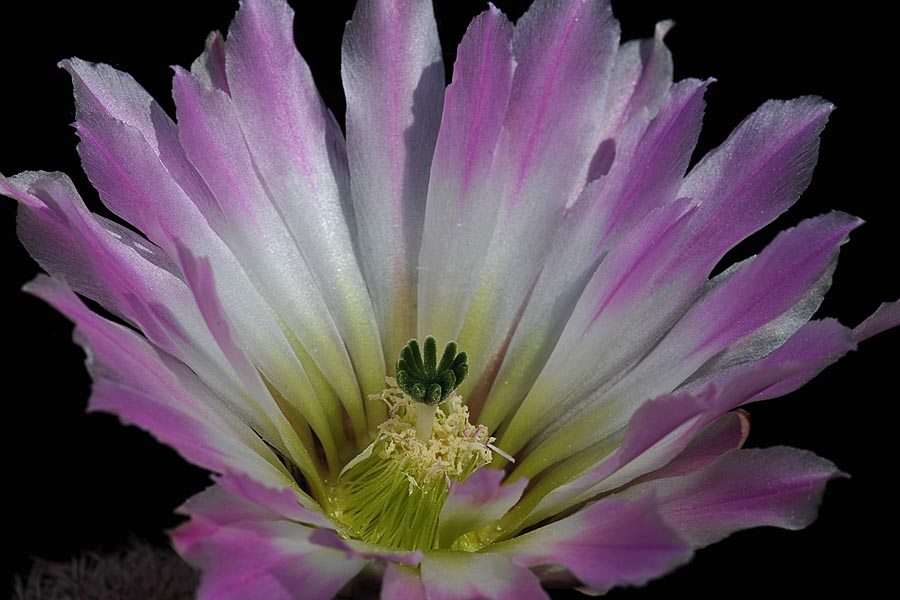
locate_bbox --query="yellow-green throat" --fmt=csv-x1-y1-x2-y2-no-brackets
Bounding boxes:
329,337,508,551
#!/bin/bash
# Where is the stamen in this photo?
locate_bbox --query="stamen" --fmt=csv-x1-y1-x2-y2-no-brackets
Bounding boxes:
329,378,500,551
488,442,516,464
396,337,468,408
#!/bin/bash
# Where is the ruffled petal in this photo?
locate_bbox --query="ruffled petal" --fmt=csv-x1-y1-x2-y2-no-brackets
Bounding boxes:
520,387,716,529
684,317,856,402
190,31,229,93
342,0,445,358
60,58,332,464
215,472,331,528
625,209,853,393
62,57,162,149
515,318,854,529
493,199,696,443
620,447,845,548
492,96,840,463
494,496,691,595
590,78,709,246
61,58,221,248
521,211,858,474
4,171,188,349
420,550,547,600
635,410,750,482
594,20,674,151
853,299,900,342
174,491,366,600
676,96,834,273
466,21,677,425
23,276,298,498
2,172,313,461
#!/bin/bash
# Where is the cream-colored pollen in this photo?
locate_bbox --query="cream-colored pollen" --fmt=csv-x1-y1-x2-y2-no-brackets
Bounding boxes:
329,378,497,550
374,378,493,489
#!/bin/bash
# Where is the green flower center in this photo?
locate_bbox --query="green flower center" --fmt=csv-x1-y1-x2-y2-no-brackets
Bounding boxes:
329,377,494,551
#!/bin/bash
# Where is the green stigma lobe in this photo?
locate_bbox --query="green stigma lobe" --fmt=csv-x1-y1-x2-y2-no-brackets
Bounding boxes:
396,336,468,406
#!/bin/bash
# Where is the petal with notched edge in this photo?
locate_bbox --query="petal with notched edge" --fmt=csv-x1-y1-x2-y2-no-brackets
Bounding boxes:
619,447,845,548
495,496,691,595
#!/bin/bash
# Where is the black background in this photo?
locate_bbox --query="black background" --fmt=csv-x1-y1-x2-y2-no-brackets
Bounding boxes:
1,1,897,597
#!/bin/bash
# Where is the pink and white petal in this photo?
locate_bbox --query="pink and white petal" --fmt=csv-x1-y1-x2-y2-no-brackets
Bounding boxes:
676,96,834,275
567,211,859,444
547,331,846,512
420,550,547,600
520,387,713,527
636,410,751,482
520,356,820,528
178,483,416,598
499,0,619,209
72,105,192,255
64,58,322,421
494,129,844,463
512,99,836,427
62,55,235,236
172,66,367,445
170,241,347,474
63,55,319,418
61,58,161,149
619,447,845,548
480,77,708,429
176,519,367,600
591,78,709,246
495,496,692,595
176,483,281,533
382,564,426,600
342,0,445,358
308,529,422,566
853,299,900,342
24,276,299,496
438,468,528,547
171,66,335,350
63,56,224,226
174,485,357,600
4,171,174,324
225,0,385,401
2,171,255,414
190,31,230,93
65,60,350,461
62,58,219,245
175,478,328,540
683,318,856,404
215,472,331,528
559,79,707,329
683,305,854,398
595,20,675,148
457,0,620,390
172,244,337,480
418,5,515,346
497,197,698,453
